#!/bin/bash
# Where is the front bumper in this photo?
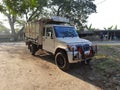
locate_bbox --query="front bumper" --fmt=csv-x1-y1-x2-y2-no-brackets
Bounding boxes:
67,46,97,63
67,51,92,63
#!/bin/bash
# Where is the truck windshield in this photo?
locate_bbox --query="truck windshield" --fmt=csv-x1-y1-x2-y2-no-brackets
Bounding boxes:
54,26,78,38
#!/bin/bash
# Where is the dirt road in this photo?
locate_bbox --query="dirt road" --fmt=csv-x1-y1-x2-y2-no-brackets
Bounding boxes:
0,42,102,90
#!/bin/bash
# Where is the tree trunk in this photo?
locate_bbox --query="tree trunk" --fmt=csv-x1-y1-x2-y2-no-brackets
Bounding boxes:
7,14,17,41
57,5,63,16
10,21,17,41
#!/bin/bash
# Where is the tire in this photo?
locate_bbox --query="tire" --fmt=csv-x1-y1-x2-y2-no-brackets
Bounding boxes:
29,44,38,55
55,52,70,71
87,59,91,64
83,59,92,65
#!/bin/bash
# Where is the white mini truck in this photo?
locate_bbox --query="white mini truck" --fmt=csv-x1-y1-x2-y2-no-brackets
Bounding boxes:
25,16,97,71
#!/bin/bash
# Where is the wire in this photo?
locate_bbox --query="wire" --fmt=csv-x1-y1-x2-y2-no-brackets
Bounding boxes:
96,0,107,5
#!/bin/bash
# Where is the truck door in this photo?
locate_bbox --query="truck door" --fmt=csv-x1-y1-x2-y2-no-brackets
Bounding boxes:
43,27,55,53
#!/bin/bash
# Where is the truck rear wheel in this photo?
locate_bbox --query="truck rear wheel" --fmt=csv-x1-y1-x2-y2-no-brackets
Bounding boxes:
29,44,38,55
55,52,70,71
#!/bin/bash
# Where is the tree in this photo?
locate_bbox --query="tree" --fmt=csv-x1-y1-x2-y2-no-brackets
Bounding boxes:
85,24,95,31
104,25,118,30
0,0,48,41
0,3,17,40
104,25,116,30
49,0,96,30
4,0,48,22
0,0,96,40
0,22,10,35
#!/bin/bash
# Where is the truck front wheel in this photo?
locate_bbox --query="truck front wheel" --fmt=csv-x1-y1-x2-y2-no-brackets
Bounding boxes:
55,52,70,71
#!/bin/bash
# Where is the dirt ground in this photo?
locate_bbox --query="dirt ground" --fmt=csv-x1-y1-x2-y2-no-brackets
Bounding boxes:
0,42,119,90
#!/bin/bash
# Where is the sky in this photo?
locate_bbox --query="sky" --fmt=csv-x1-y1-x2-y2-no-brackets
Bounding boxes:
87,0,120,29
0,14,10,28
0,0,120,30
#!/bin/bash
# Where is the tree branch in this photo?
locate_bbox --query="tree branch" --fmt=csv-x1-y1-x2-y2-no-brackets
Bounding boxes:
57,4,63,16
27,6,40,22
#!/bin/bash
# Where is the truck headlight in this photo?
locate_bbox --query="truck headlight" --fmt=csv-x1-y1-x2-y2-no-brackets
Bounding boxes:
91,45,97,53
67,45,77,51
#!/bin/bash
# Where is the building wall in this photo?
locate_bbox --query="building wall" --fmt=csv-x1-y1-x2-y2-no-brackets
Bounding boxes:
0,34,11,42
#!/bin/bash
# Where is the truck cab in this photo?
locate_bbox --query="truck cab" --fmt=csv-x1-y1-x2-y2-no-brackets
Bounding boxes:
25,16,97,71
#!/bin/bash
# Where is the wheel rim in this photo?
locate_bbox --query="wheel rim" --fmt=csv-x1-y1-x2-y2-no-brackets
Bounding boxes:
56,54,65,68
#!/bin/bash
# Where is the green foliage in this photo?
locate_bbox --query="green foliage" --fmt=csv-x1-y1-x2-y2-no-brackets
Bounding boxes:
114,25,118,30
104,25,118,30
0,4,4,11
85,24,95,31
3,0,37,14
0,23,10,34
49,0,96,30
2,0,48,21
0,0,96,39
0,0,48,40
95,45,120,75
95,58,120,73
0,24,10,31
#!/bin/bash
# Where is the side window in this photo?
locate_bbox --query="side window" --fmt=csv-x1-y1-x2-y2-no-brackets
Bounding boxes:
46,27,53,37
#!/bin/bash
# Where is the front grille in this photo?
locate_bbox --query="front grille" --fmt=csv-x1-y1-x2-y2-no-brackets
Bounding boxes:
83,44,90,51
77,44,90,51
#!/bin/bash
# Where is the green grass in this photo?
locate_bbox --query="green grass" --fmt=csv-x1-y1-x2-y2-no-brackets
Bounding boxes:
95,58,120,71
94,45,120,74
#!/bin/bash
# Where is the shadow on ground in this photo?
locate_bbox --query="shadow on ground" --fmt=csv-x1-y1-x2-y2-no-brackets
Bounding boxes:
35,52,105,89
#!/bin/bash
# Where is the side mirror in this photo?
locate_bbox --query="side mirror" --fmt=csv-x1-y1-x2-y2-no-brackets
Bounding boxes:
47,32,54,39
47,32,51,37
